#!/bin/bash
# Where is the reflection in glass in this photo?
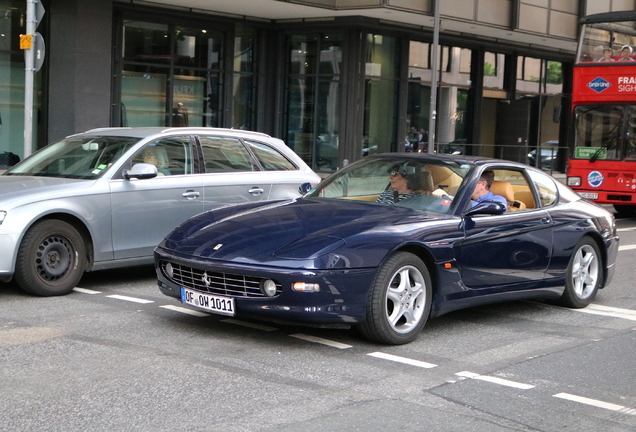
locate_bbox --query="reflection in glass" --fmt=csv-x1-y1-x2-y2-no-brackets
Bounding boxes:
120,20,229,128
233,28,256,130
363,34,399,158
286,33,342,172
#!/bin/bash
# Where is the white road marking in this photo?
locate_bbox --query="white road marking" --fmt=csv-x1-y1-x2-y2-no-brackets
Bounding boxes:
221,318,278,331
455,371,535,389
570,304,636,322
160,305,208,317
618,244,636,251
73,287,101,294
554,393,636,415
368,352,437,369
617,227,636,232
290,333,352,349
106,294,154,304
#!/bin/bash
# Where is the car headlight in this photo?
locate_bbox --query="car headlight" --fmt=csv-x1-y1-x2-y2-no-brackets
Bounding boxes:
567,176,581,187
0,211,6,224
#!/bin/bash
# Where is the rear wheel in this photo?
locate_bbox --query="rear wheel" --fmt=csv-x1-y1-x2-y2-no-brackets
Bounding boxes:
15,220,87,296
556,237,601,308
358,252,432,345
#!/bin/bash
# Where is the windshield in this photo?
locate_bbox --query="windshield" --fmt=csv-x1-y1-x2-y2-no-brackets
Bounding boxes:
573,104,636,161
577,19,636,63
5,136,141,179
306,156,472,214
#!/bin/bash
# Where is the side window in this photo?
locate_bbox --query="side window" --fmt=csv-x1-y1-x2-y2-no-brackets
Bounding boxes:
491,169,535,211
527,169,558,207
133,136,193,176
199,136,256,172
244,140,297,171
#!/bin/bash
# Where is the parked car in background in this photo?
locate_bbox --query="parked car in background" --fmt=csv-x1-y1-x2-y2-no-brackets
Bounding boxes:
0,127,320,297
527,140,560,170
155,153,618,345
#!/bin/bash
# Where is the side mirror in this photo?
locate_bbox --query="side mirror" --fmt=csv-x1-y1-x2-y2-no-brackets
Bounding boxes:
124,163,158,180
463,201,507,217
298,182,313,195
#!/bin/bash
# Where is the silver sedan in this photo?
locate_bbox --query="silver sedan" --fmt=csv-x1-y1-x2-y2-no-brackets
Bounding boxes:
0,127,321,296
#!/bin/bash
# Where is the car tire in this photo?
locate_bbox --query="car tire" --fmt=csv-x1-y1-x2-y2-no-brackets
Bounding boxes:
15,220,87,297
556,237,601,308
358,252,432,345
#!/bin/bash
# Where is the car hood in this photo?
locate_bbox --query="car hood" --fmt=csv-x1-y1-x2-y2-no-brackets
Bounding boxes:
158,198,452,269
0,176,94,207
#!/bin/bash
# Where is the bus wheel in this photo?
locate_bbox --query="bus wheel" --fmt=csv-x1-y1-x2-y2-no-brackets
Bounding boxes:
613,204,636,217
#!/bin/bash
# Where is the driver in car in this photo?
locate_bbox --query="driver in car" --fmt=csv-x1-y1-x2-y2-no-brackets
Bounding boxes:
471,170,507,208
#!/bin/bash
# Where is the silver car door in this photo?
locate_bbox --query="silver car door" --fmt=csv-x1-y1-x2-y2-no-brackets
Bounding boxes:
110,136,204,259
198,135,273,211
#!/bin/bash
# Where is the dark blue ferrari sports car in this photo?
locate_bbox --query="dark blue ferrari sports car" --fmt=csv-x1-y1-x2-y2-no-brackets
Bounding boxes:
154,154,619,345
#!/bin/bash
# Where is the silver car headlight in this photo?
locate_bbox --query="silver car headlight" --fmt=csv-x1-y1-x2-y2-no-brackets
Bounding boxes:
0,211,6,224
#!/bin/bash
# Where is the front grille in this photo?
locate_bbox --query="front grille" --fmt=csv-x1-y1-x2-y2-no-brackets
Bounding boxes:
160,261,282,298
608,195,632,202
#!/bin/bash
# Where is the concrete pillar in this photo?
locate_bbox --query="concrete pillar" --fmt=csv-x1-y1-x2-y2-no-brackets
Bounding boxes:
47,0,113,142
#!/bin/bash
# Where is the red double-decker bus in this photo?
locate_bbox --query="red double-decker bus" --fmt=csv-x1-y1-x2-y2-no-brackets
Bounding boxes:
566,11,636,216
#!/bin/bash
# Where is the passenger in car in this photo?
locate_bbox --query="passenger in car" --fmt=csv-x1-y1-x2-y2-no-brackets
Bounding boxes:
140,147,170,176
471,170,507,209
376,164,424,204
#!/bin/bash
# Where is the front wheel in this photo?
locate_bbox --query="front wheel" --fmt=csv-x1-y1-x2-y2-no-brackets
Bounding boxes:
357,252,432,345
556,237,601,308
15,220,87,296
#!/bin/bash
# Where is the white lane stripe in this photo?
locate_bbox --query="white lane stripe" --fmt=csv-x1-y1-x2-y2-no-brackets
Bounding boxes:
160,305,208,317
368,352,437,369
290,333,352,349
221,318,278,332
619,244,636,251
570,304,636,322
73,287,101,294
617,227,636,232
106,294,154,304
553,393,636,415
456,371,535,389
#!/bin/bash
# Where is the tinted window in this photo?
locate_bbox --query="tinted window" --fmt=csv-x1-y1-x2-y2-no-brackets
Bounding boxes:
199,136,256,172
244,140,297,171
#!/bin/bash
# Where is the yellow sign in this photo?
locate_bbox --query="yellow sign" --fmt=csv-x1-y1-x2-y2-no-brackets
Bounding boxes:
20,34,32,49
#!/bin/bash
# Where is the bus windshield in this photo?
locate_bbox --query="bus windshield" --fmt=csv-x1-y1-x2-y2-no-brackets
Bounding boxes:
573,105,636,161
577,17,636,63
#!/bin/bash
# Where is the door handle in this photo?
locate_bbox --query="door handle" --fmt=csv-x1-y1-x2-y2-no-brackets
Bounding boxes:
541,217,551,224
182,190,200,199
249,187,264,196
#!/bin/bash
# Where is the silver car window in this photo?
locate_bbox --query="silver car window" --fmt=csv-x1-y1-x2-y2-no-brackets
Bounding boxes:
131,136,193,176
5,136,140,179
243,140,297,171
199,136,257,172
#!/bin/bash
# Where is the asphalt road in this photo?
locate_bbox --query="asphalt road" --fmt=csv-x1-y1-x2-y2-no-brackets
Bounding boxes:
1,211,636,431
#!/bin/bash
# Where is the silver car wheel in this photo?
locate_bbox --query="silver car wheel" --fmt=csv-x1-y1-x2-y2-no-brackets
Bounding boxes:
385,265,427,334
570,243,599,300
358,252,432,345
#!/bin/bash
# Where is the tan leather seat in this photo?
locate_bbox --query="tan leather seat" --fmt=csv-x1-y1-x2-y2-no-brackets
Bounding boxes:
514,189,536,209
490,181,526,211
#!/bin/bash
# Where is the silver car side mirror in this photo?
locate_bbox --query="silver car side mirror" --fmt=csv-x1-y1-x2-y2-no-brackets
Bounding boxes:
124,163,158,180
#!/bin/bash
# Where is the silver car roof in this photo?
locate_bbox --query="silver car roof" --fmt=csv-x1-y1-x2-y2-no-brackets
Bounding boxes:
70,127,272,140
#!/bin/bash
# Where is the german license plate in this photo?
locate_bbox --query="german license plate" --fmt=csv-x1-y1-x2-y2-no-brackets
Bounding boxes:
181,287,235,316
579,192,598,199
